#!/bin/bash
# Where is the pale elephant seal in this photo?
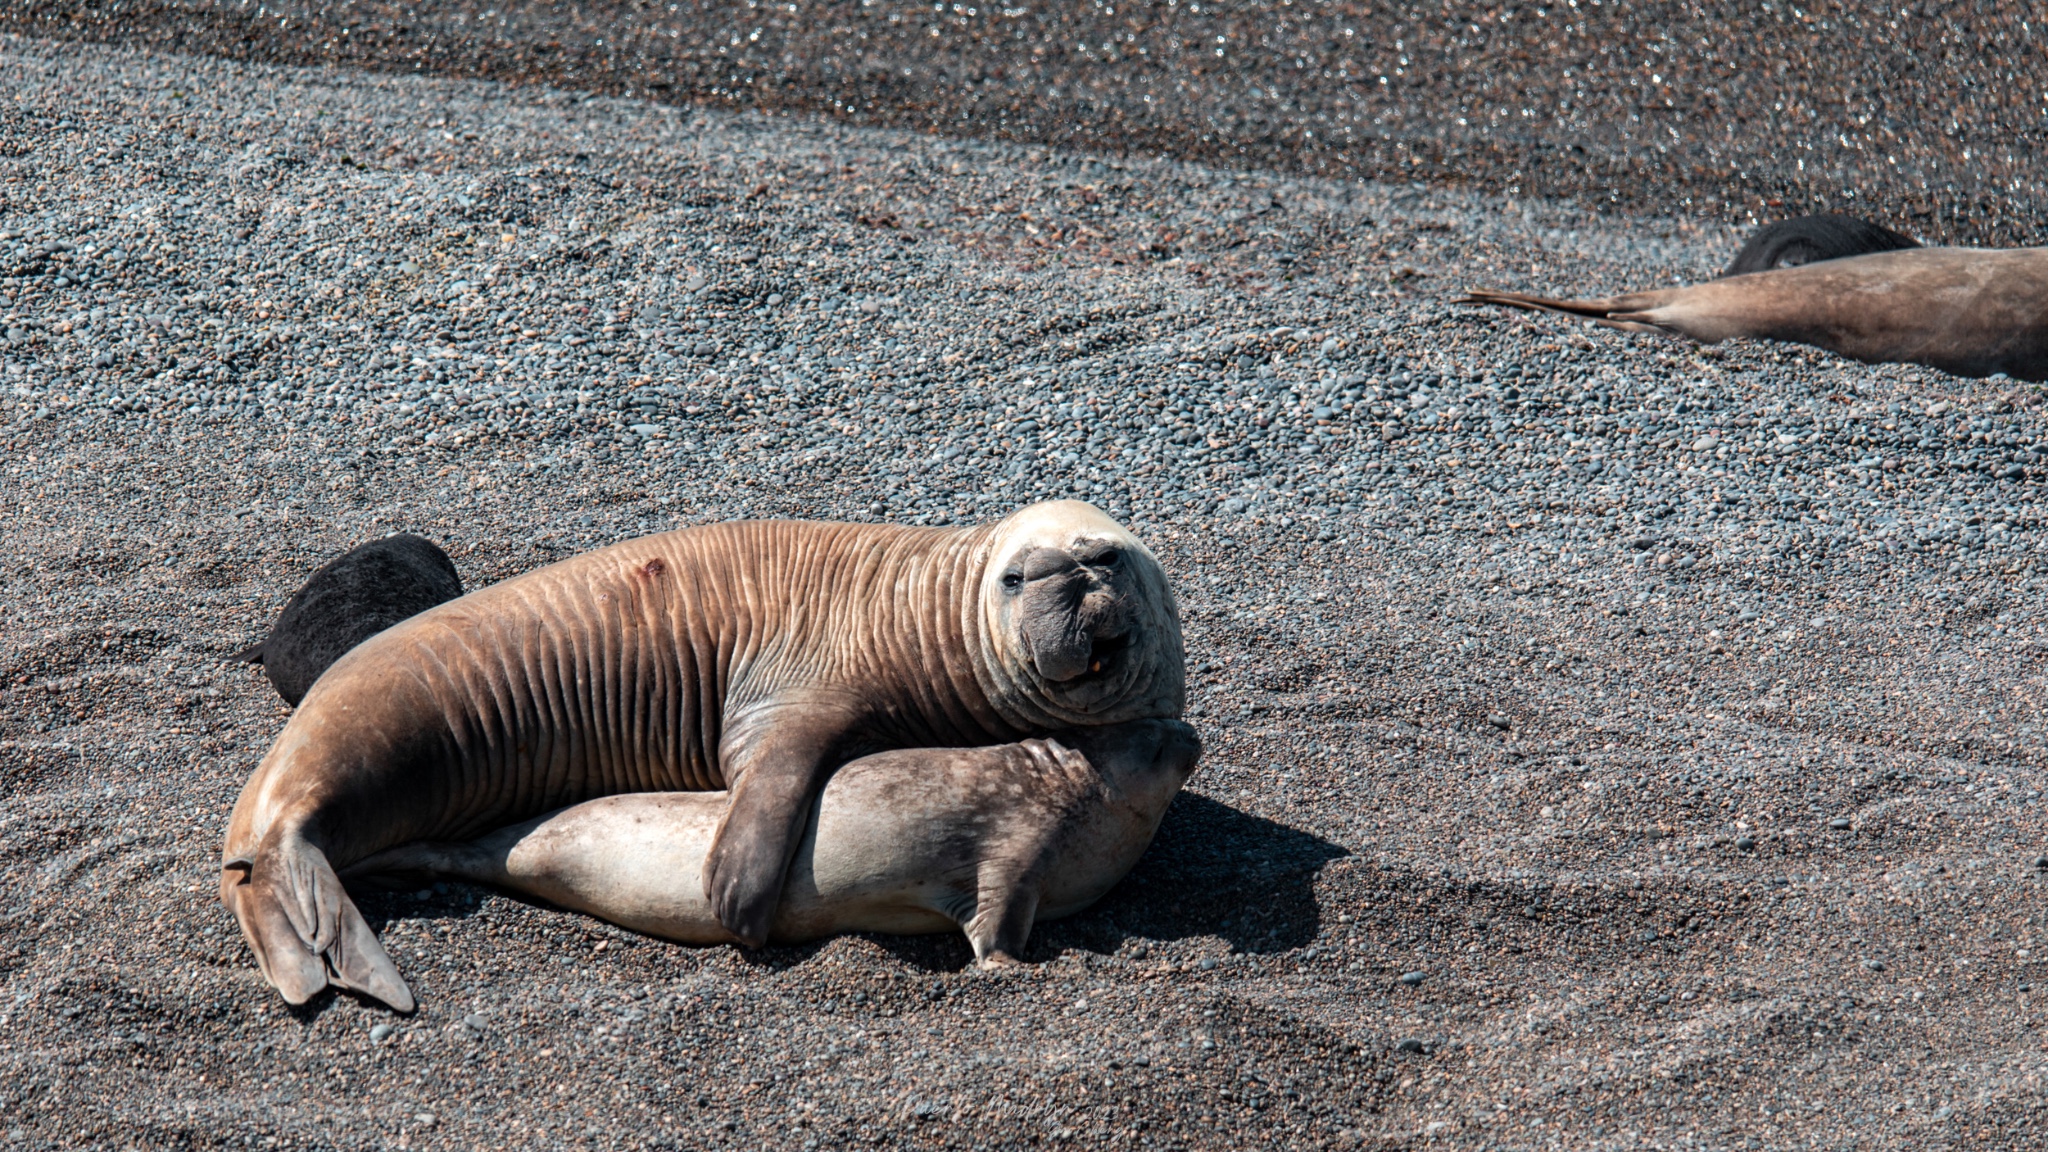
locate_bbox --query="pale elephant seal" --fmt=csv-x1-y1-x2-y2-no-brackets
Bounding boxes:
233,534,464,706
1722,213,1920,277
1458,247,2048,381
220,500,1183,1011
348,719,1200,963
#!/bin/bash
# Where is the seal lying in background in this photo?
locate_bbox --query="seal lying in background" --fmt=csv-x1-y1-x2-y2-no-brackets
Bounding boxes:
1457,247,2048,381
1721,213,1920,276
348,719,1200,964
233,534,463,706
221,501,1184,1011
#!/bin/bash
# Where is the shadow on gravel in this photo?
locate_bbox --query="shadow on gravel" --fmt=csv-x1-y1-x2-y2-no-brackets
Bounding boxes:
1040,792,1349,960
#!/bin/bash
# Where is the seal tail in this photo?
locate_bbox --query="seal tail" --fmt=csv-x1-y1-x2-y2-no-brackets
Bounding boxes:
225,833,415,1013
1455,289,1668,335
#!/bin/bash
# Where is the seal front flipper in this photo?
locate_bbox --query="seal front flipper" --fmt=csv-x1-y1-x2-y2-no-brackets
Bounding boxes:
964,871,1041,966
226,830,415,1013
704,701,864,948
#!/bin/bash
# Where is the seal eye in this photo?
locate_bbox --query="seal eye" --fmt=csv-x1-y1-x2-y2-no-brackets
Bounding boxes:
1001,571,1024,593
1084,546,1123,570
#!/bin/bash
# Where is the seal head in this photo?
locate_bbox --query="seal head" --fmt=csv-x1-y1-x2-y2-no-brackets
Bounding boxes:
1722,213,1920,277
976,500,1184,728
234,533,463,706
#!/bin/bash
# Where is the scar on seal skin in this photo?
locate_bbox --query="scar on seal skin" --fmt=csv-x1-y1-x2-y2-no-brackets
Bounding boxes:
1457,246,2048,382
233,534,463,706
349,719,1201,965
1721,213,1921,277
220,501,1183,1011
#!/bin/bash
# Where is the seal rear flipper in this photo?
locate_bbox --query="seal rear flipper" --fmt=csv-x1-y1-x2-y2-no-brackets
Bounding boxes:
229,879,329,1005
230,641,267,665
228,834,415,1012
325,902,415,1014
1456,289,1669,335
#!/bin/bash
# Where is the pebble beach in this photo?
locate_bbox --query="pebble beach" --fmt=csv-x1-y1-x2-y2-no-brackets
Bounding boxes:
2,10,2046,1152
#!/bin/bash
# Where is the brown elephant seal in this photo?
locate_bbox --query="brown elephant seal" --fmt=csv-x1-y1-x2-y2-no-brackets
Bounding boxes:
347,719,1200,964
1458,247,2048,381
233,534,464,706
220,500,1183,1010
1722,213,1920,277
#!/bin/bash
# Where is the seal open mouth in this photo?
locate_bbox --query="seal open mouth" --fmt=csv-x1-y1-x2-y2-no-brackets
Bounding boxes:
1085,631,1132,677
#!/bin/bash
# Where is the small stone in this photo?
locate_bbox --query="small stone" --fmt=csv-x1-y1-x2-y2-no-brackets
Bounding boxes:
1690,435,1719,453
414,1114,437,1127
1734,836,1756,850
1395,1037,1426,1054
1197,957,1218,972
1828,818,1852,830
462,1013,486,1033
1487,713,1511,731
1862,959,1885,971
370,1023,394,1042
1399,970,1426,985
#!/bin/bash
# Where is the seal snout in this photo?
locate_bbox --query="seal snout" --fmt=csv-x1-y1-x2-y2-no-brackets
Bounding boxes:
1007,542,1139,683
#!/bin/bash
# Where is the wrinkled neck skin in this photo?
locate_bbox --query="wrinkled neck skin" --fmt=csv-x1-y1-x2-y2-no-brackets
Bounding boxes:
725,520,1017,751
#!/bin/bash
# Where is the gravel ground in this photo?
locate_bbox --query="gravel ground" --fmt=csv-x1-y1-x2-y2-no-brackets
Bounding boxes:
4,33,2048,1152
5,0,2044,246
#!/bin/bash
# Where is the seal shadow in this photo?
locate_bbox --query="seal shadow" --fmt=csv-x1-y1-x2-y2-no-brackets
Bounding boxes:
860,791,1350,972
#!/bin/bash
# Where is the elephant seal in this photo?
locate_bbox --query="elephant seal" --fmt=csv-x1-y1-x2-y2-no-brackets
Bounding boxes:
1723,213,1920,276
1457,247,2048,381
233,534,463,706
220,500,1183,1010
348,719,1200,964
